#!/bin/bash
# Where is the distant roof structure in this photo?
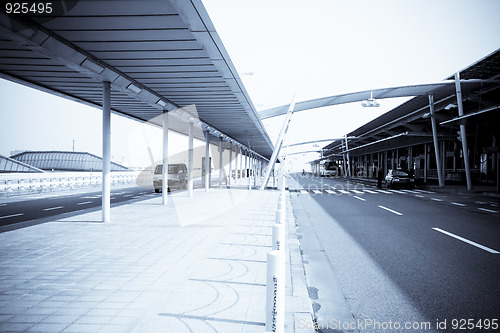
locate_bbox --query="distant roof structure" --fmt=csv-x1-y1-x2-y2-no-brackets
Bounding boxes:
321,48,500,158
11,151,130,172
0,0,273,158
0,154,45,173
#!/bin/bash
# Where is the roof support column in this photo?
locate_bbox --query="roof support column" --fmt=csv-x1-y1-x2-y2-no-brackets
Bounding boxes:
455,73,473,191
429,95,444,187
260,98,296,190
219,137,223,188
344,135,352,177
162,110,169,205
204,130,210,192
228,144,232,186
235,147,239,183
102,81,111,222
188,121,194,197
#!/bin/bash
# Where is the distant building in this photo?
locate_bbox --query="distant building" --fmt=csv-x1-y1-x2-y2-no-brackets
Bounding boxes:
11,151,130,172
0,155,45,173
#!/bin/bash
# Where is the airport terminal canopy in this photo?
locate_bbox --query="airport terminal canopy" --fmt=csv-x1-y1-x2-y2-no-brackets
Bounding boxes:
322,48,500,157
0,0,273,159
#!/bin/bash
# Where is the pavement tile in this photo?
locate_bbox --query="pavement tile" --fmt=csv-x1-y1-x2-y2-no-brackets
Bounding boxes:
62,323,105,333
26,322,70,332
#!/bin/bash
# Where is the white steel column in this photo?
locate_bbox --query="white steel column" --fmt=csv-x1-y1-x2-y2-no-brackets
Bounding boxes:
219,137,223,187
162,110,169,205
455,73,473,191
235,147,239,183
204,130,210,192
429,95,444,187
228,144,233,186
345,134,352,177
188,121,194,197
102,81,111,222
244,149,248,180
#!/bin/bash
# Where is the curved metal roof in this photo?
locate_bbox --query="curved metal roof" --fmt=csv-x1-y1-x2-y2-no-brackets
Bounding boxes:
0,0,273,158
11,151,129,172
258,80,497,119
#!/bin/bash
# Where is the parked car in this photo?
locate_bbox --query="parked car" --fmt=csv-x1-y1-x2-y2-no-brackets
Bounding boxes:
385,169,415,189
153,163,187,192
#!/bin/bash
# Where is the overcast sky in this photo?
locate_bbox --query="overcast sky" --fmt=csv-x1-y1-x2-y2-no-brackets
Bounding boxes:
1,0,499,170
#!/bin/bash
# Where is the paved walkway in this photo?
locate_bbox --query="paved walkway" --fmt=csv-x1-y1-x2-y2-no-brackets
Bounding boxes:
0,187,314,332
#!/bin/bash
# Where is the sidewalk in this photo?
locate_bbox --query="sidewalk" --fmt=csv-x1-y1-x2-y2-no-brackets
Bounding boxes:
0,187,314,332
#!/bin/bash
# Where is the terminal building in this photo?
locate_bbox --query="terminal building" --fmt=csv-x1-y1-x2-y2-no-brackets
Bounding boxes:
319,49,500,190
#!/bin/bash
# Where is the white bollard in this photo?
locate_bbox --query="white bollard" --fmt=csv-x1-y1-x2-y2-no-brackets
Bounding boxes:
275,206,285,224
266,250,285,333
272,223,285,251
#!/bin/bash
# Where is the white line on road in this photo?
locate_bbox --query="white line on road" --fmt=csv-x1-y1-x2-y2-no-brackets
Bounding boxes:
300,190,308,194
124,194,134,197
351,189,364,194
430,198,443,202
387,189,404,194
0,213,24,219
312,190,322,194
478,207,498,213
415,189,435,194
353,196,366,201
378,205,403,216
77,201,92,205
375,190,392,194
432,228,499,254
451,202,466,207
414,194,425,198
338,190,350,194
325,190,336,194
364,190,378,194
0,203,7,207
43,206,64,211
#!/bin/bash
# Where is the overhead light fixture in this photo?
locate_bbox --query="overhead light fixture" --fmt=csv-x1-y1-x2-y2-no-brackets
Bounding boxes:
361,91,380,107
80,58,104,74
127,83,142,94
156,99,168,107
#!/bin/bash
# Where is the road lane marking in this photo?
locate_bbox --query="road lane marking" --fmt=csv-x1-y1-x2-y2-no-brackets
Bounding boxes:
430,198,443,202
338,190,350,194
353,196,366,201
364,190,378,194
43,206,64,211
325,190,336,194
300,190,308,194
478,207,498,213
351,189,364,194
0,213,24,219
77,201,92,205
378,205,403,216
414,194,425,198
415,189,435,194
0,203,7,207
451,202,466,207
375,190,392,194
387,189,404,193
312,190,322,194
124,194,134,197
432,228,499,254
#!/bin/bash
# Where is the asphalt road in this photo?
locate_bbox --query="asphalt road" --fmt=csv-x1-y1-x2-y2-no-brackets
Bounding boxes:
290,173,500,333
0,186,166,231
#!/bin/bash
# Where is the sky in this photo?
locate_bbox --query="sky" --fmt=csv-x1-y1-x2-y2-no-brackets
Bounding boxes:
1,0,499,170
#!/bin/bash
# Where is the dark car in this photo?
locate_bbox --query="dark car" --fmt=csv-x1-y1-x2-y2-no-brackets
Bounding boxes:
385,169,415,189
153,163,187,192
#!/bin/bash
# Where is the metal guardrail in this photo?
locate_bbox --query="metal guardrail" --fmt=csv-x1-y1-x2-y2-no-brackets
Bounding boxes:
0,171,143,195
